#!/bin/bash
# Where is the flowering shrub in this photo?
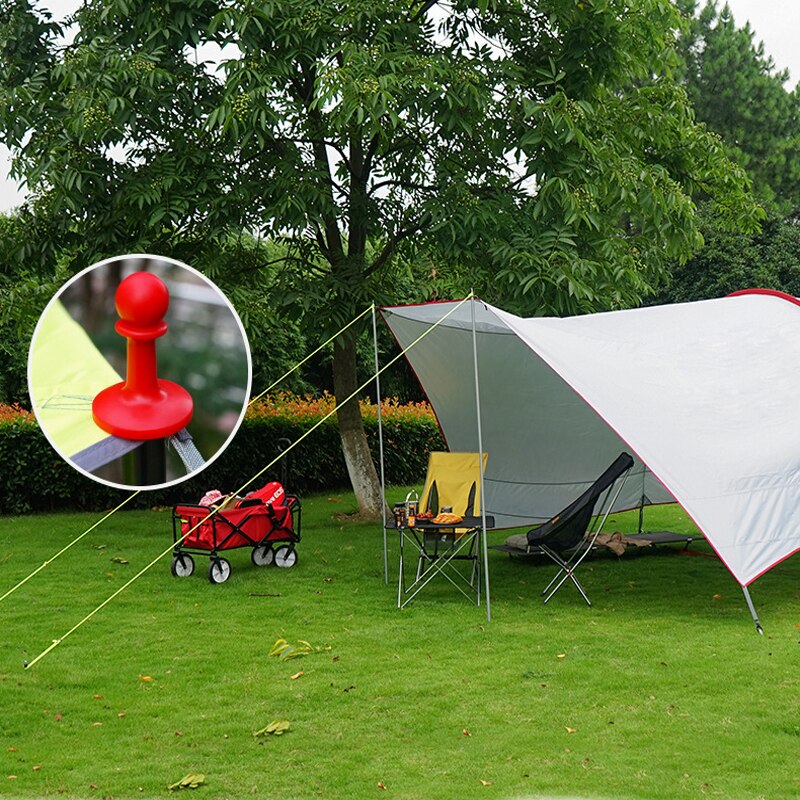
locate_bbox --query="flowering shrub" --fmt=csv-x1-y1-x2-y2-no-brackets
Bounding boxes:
247,393,438,424
221,393,444,497
0,396,445,514
0,403,36,425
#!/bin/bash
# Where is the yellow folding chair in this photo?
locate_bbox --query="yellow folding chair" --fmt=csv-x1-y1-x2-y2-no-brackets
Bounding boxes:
397,451,492,608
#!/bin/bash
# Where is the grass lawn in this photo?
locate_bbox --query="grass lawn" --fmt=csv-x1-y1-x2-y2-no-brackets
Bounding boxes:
1,492,799,800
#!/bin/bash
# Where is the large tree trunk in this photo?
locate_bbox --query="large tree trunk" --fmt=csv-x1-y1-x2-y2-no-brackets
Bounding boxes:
332,332,385,519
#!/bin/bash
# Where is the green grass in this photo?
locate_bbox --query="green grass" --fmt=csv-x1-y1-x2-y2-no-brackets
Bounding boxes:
1,494,799,800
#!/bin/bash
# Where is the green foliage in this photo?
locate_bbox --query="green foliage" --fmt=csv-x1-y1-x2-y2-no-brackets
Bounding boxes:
0,0,765,512
677,1,800,214
657,205,800,303
0,0,761,321
0,406,127,513
0,398,445,513
0,214,69,405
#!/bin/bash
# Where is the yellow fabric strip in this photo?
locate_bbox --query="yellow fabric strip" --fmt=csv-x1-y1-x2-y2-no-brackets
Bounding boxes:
29,300,122,457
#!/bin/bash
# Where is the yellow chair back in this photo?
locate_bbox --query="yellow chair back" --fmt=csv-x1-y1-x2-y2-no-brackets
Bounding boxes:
419,452,488,517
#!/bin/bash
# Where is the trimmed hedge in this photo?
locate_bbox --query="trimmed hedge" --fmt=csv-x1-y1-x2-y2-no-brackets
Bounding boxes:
0,396,445,514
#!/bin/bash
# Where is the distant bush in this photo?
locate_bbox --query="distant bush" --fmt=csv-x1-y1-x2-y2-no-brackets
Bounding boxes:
0,395,445,514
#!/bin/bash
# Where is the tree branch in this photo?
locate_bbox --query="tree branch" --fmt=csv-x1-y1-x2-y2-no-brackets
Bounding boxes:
365,217,426,276
409,0,441,24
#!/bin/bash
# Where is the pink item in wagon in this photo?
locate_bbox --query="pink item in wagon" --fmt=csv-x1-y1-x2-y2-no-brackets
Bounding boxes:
199,489,224,507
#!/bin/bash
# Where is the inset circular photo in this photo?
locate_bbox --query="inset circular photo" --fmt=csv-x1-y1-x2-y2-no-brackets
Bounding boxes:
28,254,252,489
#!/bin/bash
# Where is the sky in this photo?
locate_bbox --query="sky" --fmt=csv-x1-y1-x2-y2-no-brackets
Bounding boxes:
1,0,800,212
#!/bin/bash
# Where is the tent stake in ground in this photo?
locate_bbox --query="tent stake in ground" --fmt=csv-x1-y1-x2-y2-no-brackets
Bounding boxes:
742,586,763,635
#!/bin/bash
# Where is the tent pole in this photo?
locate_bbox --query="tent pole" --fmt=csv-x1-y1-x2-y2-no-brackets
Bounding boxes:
741,585,764,635
470,294,491,622
372,305,389,585
131,438,166,486
638,466,646,535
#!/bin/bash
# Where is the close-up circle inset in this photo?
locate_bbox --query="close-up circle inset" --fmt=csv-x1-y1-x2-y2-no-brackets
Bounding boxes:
27,254,252,490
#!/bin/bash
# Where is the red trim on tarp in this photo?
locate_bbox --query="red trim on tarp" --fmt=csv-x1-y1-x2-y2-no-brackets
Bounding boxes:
744,545,800,586
727,288,800,308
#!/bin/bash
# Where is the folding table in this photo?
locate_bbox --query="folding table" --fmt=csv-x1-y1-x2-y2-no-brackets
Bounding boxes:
396,514,495,608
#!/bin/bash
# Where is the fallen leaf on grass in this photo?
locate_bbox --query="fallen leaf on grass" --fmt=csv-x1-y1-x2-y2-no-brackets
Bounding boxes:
712,594,723,600
290,671,304,680
377,782,388,790
168,773,205,791
138,675,153,683
111,557,129,564
93,694,104,700
118,712,126,718
557,653,566,659
462,728,472,737
253,720,290,738
54,713,63,721
7,775,17,780
7,747,17,752
92,722,103,727
32,765,41,772
479,779,492,787
565,726,576,734
269,638,331,661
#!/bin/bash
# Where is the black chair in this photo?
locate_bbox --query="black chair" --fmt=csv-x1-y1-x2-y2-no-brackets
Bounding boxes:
492,452,634,605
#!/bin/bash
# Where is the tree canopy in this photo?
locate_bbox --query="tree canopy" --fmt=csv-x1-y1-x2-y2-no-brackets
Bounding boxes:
1,0,761,311
0,0,763,513
677,0,800,214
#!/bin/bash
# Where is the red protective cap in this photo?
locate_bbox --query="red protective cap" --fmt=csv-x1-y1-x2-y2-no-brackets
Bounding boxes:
92,272,193,440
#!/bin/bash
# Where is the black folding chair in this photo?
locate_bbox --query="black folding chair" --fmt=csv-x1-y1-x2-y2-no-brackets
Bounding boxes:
492,452,634,605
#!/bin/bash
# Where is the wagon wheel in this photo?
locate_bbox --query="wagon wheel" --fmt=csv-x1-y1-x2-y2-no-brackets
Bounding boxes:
273,545,298,569
170,553,195,578
208,557,232,584
251,544,274,567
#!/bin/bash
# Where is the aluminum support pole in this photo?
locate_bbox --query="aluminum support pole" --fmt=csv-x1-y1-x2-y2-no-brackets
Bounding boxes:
372,306,389,584
470,295,491,622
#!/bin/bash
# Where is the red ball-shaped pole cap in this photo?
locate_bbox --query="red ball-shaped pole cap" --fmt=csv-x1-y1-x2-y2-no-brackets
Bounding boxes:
114,271,170,339
92,272,193,441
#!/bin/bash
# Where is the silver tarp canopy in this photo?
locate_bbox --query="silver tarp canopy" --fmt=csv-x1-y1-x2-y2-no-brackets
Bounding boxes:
383,294,800,587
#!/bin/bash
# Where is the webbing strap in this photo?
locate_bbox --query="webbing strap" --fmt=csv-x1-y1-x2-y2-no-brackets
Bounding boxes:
71,436,142,472
168,428,206,473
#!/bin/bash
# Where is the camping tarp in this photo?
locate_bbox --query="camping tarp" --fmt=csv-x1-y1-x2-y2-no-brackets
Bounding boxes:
382,293,800,587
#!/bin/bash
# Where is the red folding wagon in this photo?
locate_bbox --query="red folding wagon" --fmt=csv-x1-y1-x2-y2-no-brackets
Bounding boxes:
170,481,301,584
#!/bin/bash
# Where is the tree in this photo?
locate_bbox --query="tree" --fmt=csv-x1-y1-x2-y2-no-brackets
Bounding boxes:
0,0,761,516
677,1,800,213
655,204,800,304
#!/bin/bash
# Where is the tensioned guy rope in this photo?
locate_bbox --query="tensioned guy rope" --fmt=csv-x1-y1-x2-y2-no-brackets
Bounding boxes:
4,306,377,606
24,295,474,669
